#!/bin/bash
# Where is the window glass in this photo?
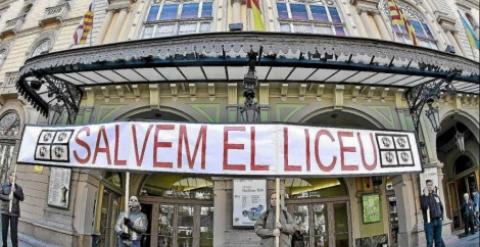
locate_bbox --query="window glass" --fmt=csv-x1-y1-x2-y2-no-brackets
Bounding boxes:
410,20,426,39
314,25,332,34
328,7,342,24
143,26,155,38
179,23,197,34
422,23,434,40
201,2,213,17
277,3,289,19
293,23,312,33
290,3,308,21
160,4,178,20
181,3,199,19
280,23,291,32
155,24,176,37
147,5,160,22
334,26,345,36
311,5,328,22
200,22,211,32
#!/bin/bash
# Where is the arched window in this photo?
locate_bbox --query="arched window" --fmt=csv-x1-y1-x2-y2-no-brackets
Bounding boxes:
276,0,346,36
0,49,6,68
30,39,52,57
0,110,20,183
142,0,214,39
142,174,213,199
0,110,20,137
382,0,437,49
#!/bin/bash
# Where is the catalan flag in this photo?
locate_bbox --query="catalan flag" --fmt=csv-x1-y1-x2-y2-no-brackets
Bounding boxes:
459,11,480,49
387,0,417,46
247,0,266,31
73,3,94,45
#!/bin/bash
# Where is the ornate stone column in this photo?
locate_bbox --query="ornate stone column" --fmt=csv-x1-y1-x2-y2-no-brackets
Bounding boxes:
351,0,382,39
229,0,244,31
96,11,113,44
437,12,464,56
372,11,392,40
104,0,133,43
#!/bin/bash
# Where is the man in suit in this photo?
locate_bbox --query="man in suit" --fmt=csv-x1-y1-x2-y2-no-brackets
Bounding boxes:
0,172,24,247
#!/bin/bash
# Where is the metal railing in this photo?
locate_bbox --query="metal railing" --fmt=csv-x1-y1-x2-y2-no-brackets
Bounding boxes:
0,72,18,95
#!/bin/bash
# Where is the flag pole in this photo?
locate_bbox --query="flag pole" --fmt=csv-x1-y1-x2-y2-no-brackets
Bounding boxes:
124,171,130,233
8,155,17,214
275,177,280,247
90,0,95,46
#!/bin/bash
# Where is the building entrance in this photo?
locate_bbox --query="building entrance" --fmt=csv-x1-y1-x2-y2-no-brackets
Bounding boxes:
286,178,350,247
140,175,214,247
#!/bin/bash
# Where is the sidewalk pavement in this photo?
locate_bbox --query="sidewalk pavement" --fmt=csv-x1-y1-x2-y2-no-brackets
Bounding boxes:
444,231,479,247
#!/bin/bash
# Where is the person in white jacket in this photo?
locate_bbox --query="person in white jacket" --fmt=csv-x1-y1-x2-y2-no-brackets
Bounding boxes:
115,196,148,247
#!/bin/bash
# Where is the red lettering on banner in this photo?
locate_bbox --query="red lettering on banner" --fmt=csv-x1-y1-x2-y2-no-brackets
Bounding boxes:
250,126,268,171
358,133,377,170
223,126,246,171
153,124,174,168
73,127,91,164
284,127,301,171
304,129,311,172
93,126,111,165
315,129,336,172
114,125,126,166
177,125,207,170
131,124,153,167
338,131,358,171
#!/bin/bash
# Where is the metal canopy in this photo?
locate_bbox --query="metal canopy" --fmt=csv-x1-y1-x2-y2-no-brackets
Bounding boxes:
15,32,480,122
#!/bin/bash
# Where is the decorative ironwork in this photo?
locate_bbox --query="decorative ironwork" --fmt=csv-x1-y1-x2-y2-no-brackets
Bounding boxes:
239,49,261,123
406,72,457,132
14,32,478,121
16,73,82,124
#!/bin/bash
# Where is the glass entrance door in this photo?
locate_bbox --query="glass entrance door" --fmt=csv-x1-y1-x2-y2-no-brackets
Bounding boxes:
288,200,350,247
143,199,213,247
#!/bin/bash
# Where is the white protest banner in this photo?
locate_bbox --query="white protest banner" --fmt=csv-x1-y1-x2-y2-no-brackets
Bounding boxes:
17,122,422,176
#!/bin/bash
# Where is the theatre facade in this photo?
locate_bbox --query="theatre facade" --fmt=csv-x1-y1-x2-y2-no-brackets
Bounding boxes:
0,0,479,247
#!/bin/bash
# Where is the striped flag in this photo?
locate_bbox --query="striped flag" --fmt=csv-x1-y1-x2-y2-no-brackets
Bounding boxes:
247,0,266,31
387,0,417,46
459,11,480,49
73,3,94,45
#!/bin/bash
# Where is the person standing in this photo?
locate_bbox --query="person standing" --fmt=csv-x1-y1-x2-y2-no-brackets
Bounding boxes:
0,172,24,247
115,196,148,247
472,189,480,226
420,179,444,247
461,193,476,235
255,192,296,247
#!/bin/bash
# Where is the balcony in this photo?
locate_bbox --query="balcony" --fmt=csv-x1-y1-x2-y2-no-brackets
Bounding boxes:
39,2,70,27
0,72,19,96
0,15,26,39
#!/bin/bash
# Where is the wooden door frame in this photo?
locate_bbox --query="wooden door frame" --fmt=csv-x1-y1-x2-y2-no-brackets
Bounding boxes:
140,196,213,247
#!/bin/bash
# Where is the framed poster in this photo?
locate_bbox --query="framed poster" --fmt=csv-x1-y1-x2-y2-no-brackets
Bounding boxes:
233,179,267,227
362,194,381,224
47,167,71,209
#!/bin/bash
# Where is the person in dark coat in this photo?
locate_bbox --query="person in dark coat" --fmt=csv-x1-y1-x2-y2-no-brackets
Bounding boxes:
0,172,24,247
420,179,444,247
461,193,476,235
255,192,296,247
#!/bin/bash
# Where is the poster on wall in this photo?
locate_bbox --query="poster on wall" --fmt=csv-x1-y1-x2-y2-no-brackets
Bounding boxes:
362,194,381,224
233,179,267,227
47,167,71,209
